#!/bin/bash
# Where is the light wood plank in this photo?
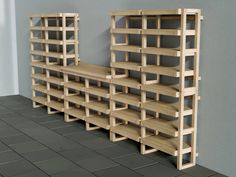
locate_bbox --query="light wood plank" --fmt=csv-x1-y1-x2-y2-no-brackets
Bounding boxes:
111,77,141,89
111,93,141,107
85,115,110,130
111,61,141,71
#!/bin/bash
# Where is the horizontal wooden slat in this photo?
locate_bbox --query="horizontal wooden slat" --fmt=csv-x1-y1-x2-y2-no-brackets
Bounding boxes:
32,96,47,105
111,45,141,53
64,82,85,91
64,95,85,106
30,26,77,31
47,76,64,85
85,115,110,130
111,28,141,34
31,61,46,68
30,13,79,18
31,73,47,81
85,86,110,98
111,77,141,89
111,93,141,107
47,88,64,99
141,84,179,97
85,101,110,114
64,108,86,120
32,85,47,94
111,109,141,125
31,50,75,59
30,38,77,45
112,10,142,16
111,61,141,71
47,101,64,112
142,9,182,15
142,29,195,36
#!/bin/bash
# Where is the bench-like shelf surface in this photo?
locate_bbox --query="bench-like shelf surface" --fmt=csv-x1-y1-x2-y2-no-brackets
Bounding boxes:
111,77,141,89
85,86,110,98
32,96,47,105
111,45,141,53
64,108,86,120
85,100,110,114
111,109,141,125
85,115,110,130
47,101,64,112
64,95,85,106
47,76,64,86
32,85,47,94
111,93,141,107
111,61,141,71
64,82,85,92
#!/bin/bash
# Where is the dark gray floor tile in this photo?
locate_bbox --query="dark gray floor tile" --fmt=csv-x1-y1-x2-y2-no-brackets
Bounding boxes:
90,129,109,138
96,145,136,159
0,106,12,114
19,108,48,118
0,150,22,164
183,165,217,177
176,174,193,177
51,168,96,177
10,141,47,154
0,134,33,145
80,137,117,150
30,115,62,124
0,160,37,177
45,138,81,152
115,139,140,152
75,154,119,172
60,146,99,162
94,165,142,177
113,153,157,170
135,163,183,177
53,125,84,136
0,142,10,152
34,157,79,175
40,120,72,129
65,131,98,143
13,169,49,177
210,173,228,177
0,127,22,138
22,149,59,163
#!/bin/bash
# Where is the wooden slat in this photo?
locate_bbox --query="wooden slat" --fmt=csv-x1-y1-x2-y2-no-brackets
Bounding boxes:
141,84,179,97
46,64,63,72
30,38,76,45
30,13,79,18
85,86,110,98
111,109,141,125
84,101,110,114
31,50,75,59
111,28,141,34
47,101,64,112
47,88,64,99
64,95,85,106
111,77,141,89
142,9,182,15
141,65,194,77
31,73,47,81
141,101,192,117
111,61,141,71
32,85,47,94
47,76,64,85
32,96,47,105
141,135,191,156
111,45,141,53
31,61,46,68
30,26,77,31
112,10,142,16
111,93,141,107
142,47,180,57
142,29,195,36
64,108,86,120
111,124,140,142
85,115,110,130
64,82,85,91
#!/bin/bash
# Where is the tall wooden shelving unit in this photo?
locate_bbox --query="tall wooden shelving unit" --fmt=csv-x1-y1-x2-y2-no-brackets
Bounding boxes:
30,13,79,114
110,9,202,170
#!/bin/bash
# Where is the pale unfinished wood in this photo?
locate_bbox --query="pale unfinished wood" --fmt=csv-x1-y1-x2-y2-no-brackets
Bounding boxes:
111,45,141,53
64,108,86,120
111,93,141,107
111,78,141,89
112,10,142,16
64,95,85,106
85,115,110,130
111,61,141,71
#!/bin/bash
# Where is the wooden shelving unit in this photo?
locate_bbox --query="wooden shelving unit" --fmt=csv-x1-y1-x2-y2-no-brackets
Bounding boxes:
62,63,112,131
30,13,80,113
110,9,202,170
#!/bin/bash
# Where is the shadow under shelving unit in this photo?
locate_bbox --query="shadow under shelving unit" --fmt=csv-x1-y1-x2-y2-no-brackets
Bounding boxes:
30,13,80,114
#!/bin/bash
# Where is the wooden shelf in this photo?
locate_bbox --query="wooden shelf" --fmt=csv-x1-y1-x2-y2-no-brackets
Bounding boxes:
64,82,85,92
111,124,140,142
31,61,46,68
112,10,142,16
141,135,191,156
111,77,141,89
111,109,141,125
32,96,47,105
85,114,110,130
64,95,85,106
31,73,47,81
30,38,76,45
141,84,180,97
141,65,194,77
141,101,192,117
47,76,64,85
142,29,195,36
46,64,63,72
142,9,182,15
32,85,47,94
30,13,79,18
47,88,64,99
111,45,141,53
64,108,86,120
84,100,110,114
85,86,110,98
111,61,141,71
30,26,77,31
47,101,64,112
31,50,76,59
111,93,141,107
141,118,193,137
111,28,141,34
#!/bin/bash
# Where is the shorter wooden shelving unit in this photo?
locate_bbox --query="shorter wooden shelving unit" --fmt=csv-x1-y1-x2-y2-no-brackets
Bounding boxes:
30,13,79,114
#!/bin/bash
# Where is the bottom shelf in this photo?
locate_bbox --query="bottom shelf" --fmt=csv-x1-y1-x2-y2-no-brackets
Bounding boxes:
64,107,86,120
32,96,47,106
47,101,64,112
141,135,191,156
85,114,110,130
111,124,141,142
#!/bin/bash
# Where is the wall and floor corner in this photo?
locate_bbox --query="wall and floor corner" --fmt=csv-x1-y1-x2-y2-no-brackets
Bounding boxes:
0,0,18,96
10,0,236,176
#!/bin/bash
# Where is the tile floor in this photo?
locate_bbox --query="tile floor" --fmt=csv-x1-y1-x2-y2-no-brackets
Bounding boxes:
0,95,227,177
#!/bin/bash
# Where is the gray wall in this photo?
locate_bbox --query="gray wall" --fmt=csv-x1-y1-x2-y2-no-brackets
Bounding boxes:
15,0,236,176
0,0,18,96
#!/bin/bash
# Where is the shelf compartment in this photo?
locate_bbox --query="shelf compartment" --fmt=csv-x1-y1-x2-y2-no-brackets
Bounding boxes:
47,76,64,86
142,29,195,36
111,45,141,53
85,114,110,130
32,96,47,105
64,108,86,120
31,50,75,59
85,86,110,98
111,93,141,107
141,65,194,77
111,77,141,89
111,109,141,125
47,101,64,112
31,73,47,81
111,124,141,142
111,61,141,71
141,135,191,156
141,118,193,137
84,101,110,114
31,61,46,69
64,95,85,106
47,88,64,99
32,85,47,94
141,101,192,117
30,38,76,45
111,28,141,34
141,84,179,97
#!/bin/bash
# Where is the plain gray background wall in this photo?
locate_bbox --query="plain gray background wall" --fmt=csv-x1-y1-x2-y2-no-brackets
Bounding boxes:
15,0,236,176
0,0,18,96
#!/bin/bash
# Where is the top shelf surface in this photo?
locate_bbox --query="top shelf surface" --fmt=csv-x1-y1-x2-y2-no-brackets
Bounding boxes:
30,13,80,18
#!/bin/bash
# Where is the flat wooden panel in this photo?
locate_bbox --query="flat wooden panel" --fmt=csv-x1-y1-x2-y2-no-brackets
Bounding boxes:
85,115,110,130
30,26,77,31
85,100,110,114
64,108,86,120
64,82,85,92
85,86,110,98
142,47,180,57
111,109,141,125
31,61,46,68
111,28,141,34
142,9,182,15
31,50,75,59
47,76,64,85
64,95,85,106
47,101,64,112
32,96,47,105
31,73,47,81
111,62,141,71
32,84,47,94
112,10,142,16
30,13,79,18
141,84,179,97
47,88,64,99
111,93,141,107
111,45,141,53
111,77,141,89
